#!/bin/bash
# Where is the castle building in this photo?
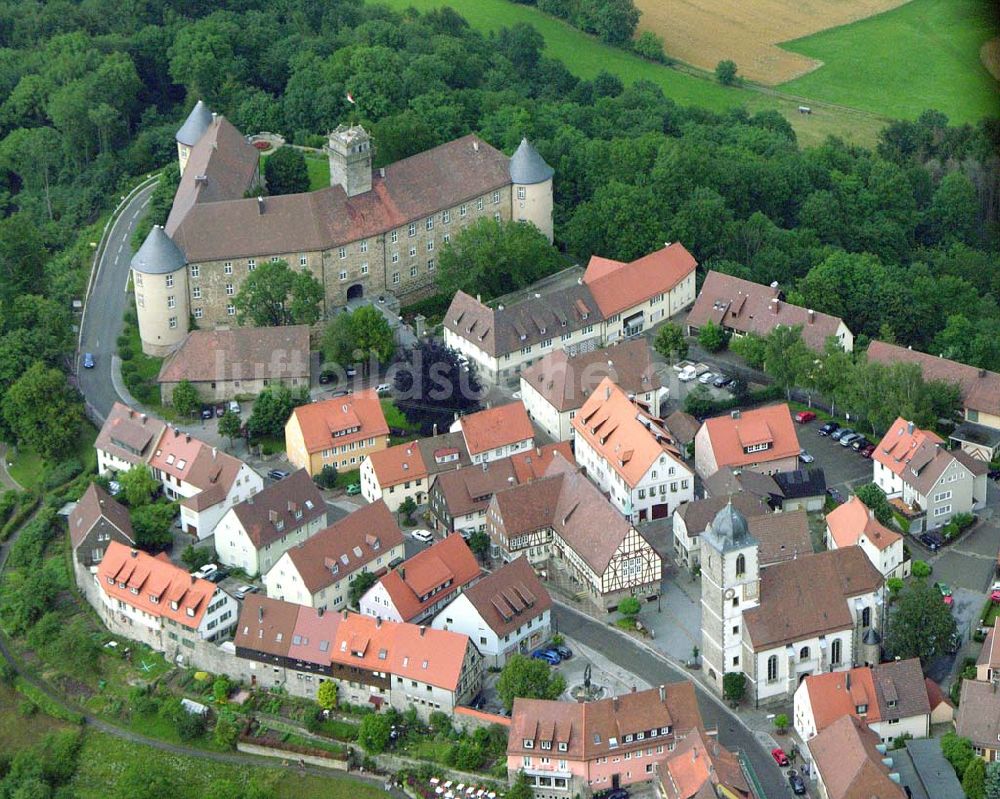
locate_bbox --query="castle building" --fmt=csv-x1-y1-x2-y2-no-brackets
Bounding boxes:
132,102,554,356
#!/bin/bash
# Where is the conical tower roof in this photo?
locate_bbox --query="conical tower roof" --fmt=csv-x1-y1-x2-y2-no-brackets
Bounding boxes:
176,100,214,146
702,499,758,554
509,138,554,185
131,225,187,275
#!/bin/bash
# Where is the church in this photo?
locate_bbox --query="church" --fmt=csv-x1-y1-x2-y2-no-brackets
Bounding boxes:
131,101,554,356
700,502,886,707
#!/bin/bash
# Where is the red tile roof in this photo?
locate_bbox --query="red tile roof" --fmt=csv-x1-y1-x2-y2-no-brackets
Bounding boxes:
458,402,534,456
582,243,697,317
98,541,218,629
509,442,574,483
807,715,906,799
150,428,247,512
366,441,428,489
699,404,799,470
657,728,750,799
872,417,986,496
827,496,902,551
373,534,481,622
289,389,389,455
158,326,310,384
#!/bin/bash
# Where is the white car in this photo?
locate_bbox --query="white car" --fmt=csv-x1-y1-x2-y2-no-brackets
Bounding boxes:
192,563,218,579
411,529,434,543
233,584,258,600
108,480,122,496
512,391,522,400
228,400,241,415
798,449,815,463
375,383,391,394
678,367,698,382
698,371,715,385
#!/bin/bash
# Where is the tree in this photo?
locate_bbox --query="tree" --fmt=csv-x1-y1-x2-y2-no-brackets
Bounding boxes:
118,464,159,507
507,772,534,799
317,680,338,711
618,596,641,620
393,340,483,428
234,259,323,327
715,60,738,85
633,30,667,62
218,410,242,446
496,654,567,712
2,363,83,460
171,380,200,417
653,323,688,362
468,530,490,562
965,758,987,799
911,560,931,579
263,147,309,196
398,496,417,525
729,332,767,369
941,732,975,779
984,760,1000,799
246,384,295,440
697,321,728,353
722,672,746,704
886,579,958,663
763,324,811,399
348,570,378,607
854,483,893,526
213,710,240,750
322,306,395,375
0,213,46,313
314,464,338,489
131,503,176,553
773,713,789,734
437,218,563,302
181,545,215,571
357,712,392,754
212,676,231,703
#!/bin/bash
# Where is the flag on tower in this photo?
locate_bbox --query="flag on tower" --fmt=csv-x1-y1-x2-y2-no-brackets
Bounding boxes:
346,91,356,105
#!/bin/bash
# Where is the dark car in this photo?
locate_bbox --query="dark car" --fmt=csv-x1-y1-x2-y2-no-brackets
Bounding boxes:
606,790,629,799
712,374,733,388
859,443,876,458
200,406,214,420
267,469,290,481
553,645,573,660
919,533,943,552
851,437,871,452
826,487,846,504
82,352,95,369
818,421,840,436
989,469,1000,481
215,403,226,418
206,569,228,584
787,770,807,795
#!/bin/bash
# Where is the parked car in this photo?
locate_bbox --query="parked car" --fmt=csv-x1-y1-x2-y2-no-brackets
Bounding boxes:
345,367,357,378
229,400,241,415
200,406,214,420
795,410,816,424
678,367,698,382
82,352,95,369
375,383,391,395
329,390,351,398
697,371,716,385
798,449,815,464
859,443,876,458
851,437,871,452
206,569,228,584
989,469,1000,481
512,390,522,399
788,770,807,795
553,644,573,660
233,584,258,600
606,790,629,799
935,582,954,606
991,581,1000,603
713,374,733,388
215,403,227,418
831,427,854,441
919,533,943,552
771,748,790,767
267,469,290,481
411,529,434,543
826,488,846,504
319,371,335,385
108,481,121,496
345,483,362,495
839,432,864,447
818,421,840,436
531,649,561,665
192,563,218,579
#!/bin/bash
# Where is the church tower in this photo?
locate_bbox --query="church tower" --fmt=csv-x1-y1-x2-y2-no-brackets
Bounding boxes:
508,138,554,244
175,100,213,176
326,124,373,197
700,502,760,695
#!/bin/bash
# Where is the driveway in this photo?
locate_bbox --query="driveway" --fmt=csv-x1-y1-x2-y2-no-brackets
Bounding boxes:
78,182,157,421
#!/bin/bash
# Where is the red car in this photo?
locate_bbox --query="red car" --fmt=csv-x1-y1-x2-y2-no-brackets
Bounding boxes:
859,443,876,458
771,747,790,767
795,411,816,424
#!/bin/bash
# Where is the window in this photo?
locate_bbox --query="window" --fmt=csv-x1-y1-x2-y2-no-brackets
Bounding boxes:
476,198,484,211
460,204,467,217
408,246,416,258
518,186,526,200
443,210,451,223
391,230,398,244
933,504,952,517
493,191,501,204
541,338,552,348
426,218,434,231
862,606,871,627
225,283,234,296
523,740,534,749
799,646,810,661
443,233,450,244
494,212,501,222
247,259,256,270
168,316,178,329
165,274,174,288
134,273,143,287
166,295,176,309
831,639,842,666
224,262,233,274
338,247,347,259
193,308,203,319
410,266,417,278
192,287,201,300
408,223,416,237
735,554,746,577
339,271,348,281
767,655,778,682
360,240,368,253
392,272,400,285
227,304,236,316
427,259,435,271
361,263,369,275
391,252,399,264
299,255,308,266
933,490,953,502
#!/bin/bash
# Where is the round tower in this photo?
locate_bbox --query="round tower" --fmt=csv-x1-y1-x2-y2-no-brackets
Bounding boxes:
699,501,761,695
509,138,554,244
175,100,213,176
132,225,190,356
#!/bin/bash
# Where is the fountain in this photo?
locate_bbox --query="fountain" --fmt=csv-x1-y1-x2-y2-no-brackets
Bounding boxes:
570,663,606,702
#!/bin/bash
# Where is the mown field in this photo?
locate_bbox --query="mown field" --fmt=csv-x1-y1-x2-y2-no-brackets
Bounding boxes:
780,0,999,123
376,0,889,147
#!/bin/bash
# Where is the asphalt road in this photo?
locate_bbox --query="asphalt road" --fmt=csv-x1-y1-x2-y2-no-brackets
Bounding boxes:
77,182,157,420
554,604,790,799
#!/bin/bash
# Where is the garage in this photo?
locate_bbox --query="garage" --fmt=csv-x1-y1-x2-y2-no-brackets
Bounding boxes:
651,503,670,519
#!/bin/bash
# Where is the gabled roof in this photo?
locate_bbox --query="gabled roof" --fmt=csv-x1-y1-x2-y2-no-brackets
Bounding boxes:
773,467,827,499
234,594,302,658
674,492,771,538
367,440,429,488
508,138,553,185
96,402,166,467
749,509,812,566
433,458,519,519
867,340,1000,418
158,326,310,384
957,679,1000,747
456,402,534,456
281,500,403,593
687,270,849,352
509,443,574,483
977,618,1000,670
874,418,985,495
98,542,218,629
176,99,214,146
229,469,325,550
288,389,389,455
702,466,782,502
150,428,248,512
69,483,135,549
572,377,688,488
743,547,883,649
827,496,902,552
657,728,750,799
582,243,697,318
664,410,700,446
371,534,481,622
807,715,906,799
455,557,552,638
520,339,660,413
131,225,187,275
698,404,800,471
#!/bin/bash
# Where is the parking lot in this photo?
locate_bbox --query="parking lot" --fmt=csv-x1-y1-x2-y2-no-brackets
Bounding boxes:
794,417,877,498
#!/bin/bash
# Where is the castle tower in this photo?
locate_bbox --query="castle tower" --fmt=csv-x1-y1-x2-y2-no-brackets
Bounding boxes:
131,225,190,357
175,100,214,176
326,124,372,197
509,138,554,243
700,502,760,695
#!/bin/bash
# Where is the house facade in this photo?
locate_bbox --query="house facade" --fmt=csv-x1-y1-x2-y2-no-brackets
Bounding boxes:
213,469,327,576
69,483,136,574
571,378,693,523
95,402,166,476
694,405,800,480
360,431,470,512
671,493,771,570
956,679,1000,763
451,402,535,465
825,496,909,580
285,389,389,477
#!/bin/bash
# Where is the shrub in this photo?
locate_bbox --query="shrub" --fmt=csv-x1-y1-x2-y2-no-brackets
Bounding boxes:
698,320,728,352
911,560,931,579
942,521,960,540
44,458,84,489
715,59,738,85
632,30,668,63
723,672,746,704
618,597,641,619
953,512,975,530
773,713,789,733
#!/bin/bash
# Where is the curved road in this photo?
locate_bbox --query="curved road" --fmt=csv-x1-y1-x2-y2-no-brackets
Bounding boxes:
78,182,158,420
555,605,788,798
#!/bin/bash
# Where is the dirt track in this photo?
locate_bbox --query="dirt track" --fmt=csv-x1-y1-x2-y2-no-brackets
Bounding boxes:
635,0,910,84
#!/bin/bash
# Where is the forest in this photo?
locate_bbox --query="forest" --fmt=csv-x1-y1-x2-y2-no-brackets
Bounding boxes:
0,0,998,462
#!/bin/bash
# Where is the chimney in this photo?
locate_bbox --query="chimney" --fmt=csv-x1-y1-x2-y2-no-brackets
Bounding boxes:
376,616,382,628
473,140,479,152
605,386,611,400
342,609,349,620
174,428,180,438
128,409,134,418
612,696,619,712
257,196,265,214
258,606,264,622
731,409,740,419
807,309,815,324
379,167,385,178
907,421,915,435
476,294,481,303
432,423,438,436
130,549,138,558
659,684,666,703
399,567,405,581
846,672,851,690
212,447,217,459
185,434,191,443
419,625,426,637
268,510,279,523
212,112,218,121
769,298,780,314
317,607,324,617
140,413,147,424
980,369,987,378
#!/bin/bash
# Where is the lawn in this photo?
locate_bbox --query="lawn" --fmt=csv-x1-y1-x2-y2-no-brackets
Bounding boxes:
261,149,331,192
780,0,999,123
7,422,98,491
375,0,888,147
0,682,72,753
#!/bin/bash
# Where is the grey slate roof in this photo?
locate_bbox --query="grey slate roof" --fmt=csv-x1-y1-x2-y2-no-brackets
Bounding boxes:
773,468,826,499
701,501,758,554
509,138,554,185
131,225,187,275
899,738,964,799
176,100,214,146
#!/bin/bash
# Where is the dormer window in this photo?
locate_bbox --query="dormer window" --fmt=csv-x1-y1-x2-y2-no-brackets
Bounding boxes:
130,587,139,595
660,726,670,735
524,739,534,749
170,601,179,610
150,595,159,604
887,699,897,708
856,704,868,714
558,742,567,752
608,737,618,749
186,607,195,617
541,741,551,750
624,735,632,743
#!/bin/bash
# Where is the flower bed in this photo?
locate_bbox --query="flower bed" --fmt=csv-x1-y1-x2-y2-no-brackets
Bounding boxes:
253,140,272,151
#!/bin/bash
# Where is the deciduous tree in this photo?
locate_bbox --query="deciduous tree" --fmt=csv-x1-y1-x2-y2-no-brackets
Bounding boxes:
497,654,567,712
2,363,83,460
886,579,958,664
171,380,200,417
348,570,378,607
234,259,323,327
263,147,309,195
697,321,728,353
653,323,687,362
854,483,893,526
